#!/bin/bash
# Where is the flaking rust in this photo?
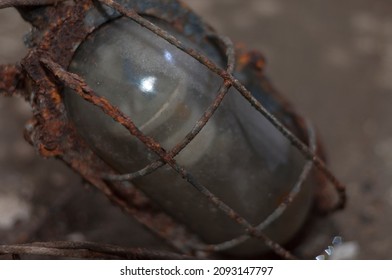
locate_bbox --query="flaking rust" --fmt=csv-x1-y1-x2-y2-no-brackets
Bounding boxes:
0,0,346,259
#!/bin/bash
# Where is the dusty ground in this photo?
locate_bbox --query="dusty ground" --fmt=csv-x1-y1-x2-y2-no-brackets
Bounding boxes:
1,0,392,259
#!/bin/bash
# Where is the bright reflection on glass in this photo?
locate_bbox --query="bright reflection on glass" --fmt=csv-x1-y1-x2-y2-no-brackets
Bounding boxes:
164,50,173,63
139,76,157,94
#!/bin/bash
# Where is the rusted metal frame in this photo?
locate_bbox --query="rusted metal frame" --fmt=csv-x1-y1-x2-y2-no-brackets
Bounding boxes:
40,58,296,260
198,120,317,252
0,0,66,9
104,34,235,182
1,0,340,258
99,0,346,211
0,241,192,259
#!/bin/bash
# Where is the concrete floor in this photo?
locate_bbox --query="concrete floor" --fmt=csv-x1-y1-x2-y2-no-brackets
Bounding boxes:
1,0,392,259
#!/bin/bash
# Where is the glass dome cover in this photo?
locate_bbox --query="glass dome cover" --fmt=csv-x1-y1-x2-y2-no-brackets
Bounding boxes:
64,15,313,256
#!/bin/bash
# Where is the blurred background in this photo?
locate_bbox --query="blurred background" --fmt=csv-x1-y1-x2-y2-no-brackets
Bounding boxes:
1,0,391,259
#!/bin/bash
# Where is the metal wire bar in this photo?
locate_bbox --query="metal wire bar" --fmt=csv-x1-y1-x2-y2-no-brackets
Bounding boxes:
0,241,193,259
98,0,346,211
0,0,66,9
197,120,317,252
104,34,235,182
1,246,108,259
40,57,296,259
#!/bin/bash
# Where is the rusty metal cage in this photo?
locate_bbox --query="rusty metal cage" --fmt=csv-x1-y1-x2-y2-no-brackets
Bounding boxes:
0,0,346,259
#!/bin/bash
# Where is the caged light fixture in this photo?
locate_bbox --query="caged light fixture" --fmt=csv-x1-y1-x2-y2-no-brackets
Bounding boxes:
0,0,346,259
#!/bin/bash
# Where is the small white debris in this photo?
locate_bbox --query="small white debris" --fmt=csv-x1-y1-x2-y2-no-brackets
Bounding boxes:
332,236,343,246
325,246,334,256
316,255,326,260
